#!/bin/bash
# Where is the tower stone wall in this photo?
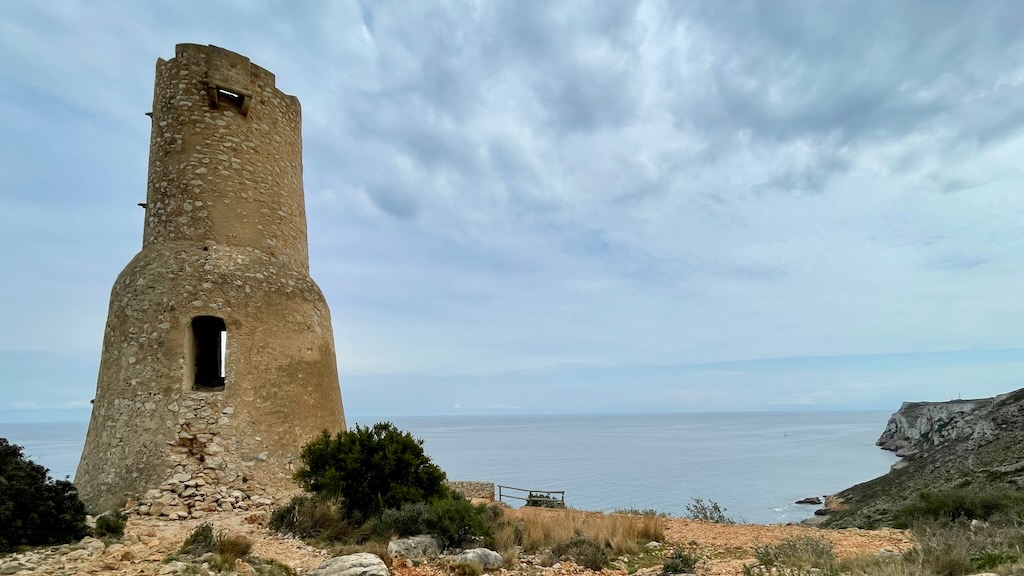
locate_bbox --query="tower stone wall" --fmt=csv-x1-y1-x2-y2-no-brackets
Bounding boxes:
75,44,346,514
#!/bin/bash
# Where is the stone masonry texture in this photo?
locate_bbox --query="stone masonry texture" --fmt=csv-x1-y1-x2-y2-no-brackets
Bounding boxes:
75,44,346,513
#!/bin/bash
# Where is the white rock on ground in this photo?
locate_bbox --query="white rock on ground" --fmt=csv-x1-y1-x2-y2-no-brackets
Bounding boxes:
446,548,504,569
309,552,391,576
387,535,442,563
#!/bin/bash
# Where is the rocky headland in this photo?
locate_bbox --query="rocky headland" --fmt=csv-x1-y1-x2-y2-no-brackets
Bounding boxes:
822,387,1024,528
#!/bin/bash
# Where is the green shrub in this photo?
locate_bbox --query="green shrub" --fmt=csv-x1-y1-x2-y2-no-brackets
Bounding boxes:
683,498,734,524
425,494,496,549
663,549,699,574
93,510,127,539
525,492,565,509
552,535,609,570
269,494,365,542
374,501,431,538
180,523,216,556
893,488,1024,527
374,494,499,549
294,423,448,522
615,507,669,517
0,438,89,552
970,546,1018,571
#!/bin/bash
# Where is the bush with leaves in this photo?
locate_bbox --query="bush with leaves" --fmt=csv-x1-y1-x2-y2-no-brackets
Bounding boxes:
93,510,127,539
269,494,366,542
374,502,431,539
892,488,1024,528
373,493,499,549
663,549,699,574
179,523,216,556
0,438,88,552
552,536,609,570
525,492,565,509
294,423,448,522
683,498,734,524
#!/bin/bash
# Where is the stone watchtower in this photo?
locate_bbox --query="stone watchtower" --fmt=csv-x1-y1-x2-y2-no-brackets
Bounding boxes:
75,44,346,513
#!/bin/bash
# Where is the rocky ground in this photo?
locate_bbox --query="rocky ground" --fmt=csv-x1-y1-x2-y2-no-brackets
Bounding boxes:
1,510,912,576
823,387,1024,528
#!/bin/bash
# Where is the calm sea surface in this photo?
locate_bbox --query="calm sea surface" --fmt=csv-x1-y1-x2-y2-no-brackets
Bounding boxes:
0,411,896,524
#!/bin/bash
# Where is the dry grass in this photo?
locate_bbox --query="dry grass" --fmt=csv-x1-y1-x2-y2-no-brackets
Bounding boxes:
494,520,520,556
511,507,665,556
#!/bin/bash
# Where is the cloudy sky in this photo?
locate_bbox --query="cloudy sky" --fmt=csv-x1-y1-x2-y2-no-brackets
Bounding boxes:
3,1,1024,421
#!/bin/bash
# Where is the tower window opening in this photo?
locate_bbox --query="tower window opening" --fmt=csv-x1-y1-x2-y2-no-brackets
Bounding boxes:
218,88,243,106
192,316,226,391
207,83,251,115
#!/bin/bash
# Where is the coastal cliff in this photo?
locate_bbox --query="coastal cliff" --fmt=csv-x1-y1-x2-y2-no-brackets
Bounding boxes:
822,387,1024,528
874,393,1015,458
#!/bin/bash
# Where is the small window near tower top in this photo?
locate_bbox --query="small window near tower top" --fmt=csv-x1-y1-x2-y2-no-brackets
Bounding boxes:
192,316,226,391
217,88,244,108
206,84,251,115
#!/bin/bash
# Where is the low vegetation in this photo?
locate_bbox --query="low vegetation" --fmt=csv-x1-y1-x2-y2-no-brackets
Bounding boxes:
684,497,735,524
179,522,217,556
269,494,366,543
93,510,127,539
174,524,291,575
614,507,670,517
372,493,500,548
0,438,89,552
294,422,448,523
524,492,566,509
514,508,665,558
271,423,664,571
891,487,1024,528
823,411,1024,530
662,548,700,574
739,515,1024,576
552,536,608,570
744,536,838,575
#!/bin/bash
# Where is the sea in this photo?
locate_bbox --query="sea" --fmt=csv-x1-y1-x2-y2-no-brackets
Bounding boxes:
0,411,897,525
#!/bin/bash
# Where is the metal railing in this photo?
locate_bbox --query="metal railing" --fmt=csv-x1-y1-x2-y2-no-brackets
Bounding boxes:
497,484,565,507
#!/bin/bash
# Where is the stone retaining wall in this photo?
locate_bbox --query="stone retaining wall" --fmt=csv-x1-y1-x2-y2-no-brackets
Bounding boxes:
447,481,494,500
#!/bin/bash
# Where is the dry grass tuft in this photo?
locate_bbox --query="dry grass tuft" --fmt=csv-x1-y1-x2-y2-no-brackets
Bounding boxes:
512,507,665,556
215,531,254,564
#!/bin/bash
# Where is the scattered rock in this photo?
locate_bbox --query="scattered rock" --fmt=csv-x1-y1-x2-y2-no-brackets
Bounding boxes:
446,548,504,570
0,560,37,575
387,534,441,564
795,497,823,505
309,553,390,576
876,548,899,559
159,561,188,574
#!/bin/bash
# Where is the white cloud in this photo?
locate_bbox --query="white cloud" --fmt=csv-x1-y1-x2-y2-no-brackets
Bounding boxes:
3,1,1024,416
